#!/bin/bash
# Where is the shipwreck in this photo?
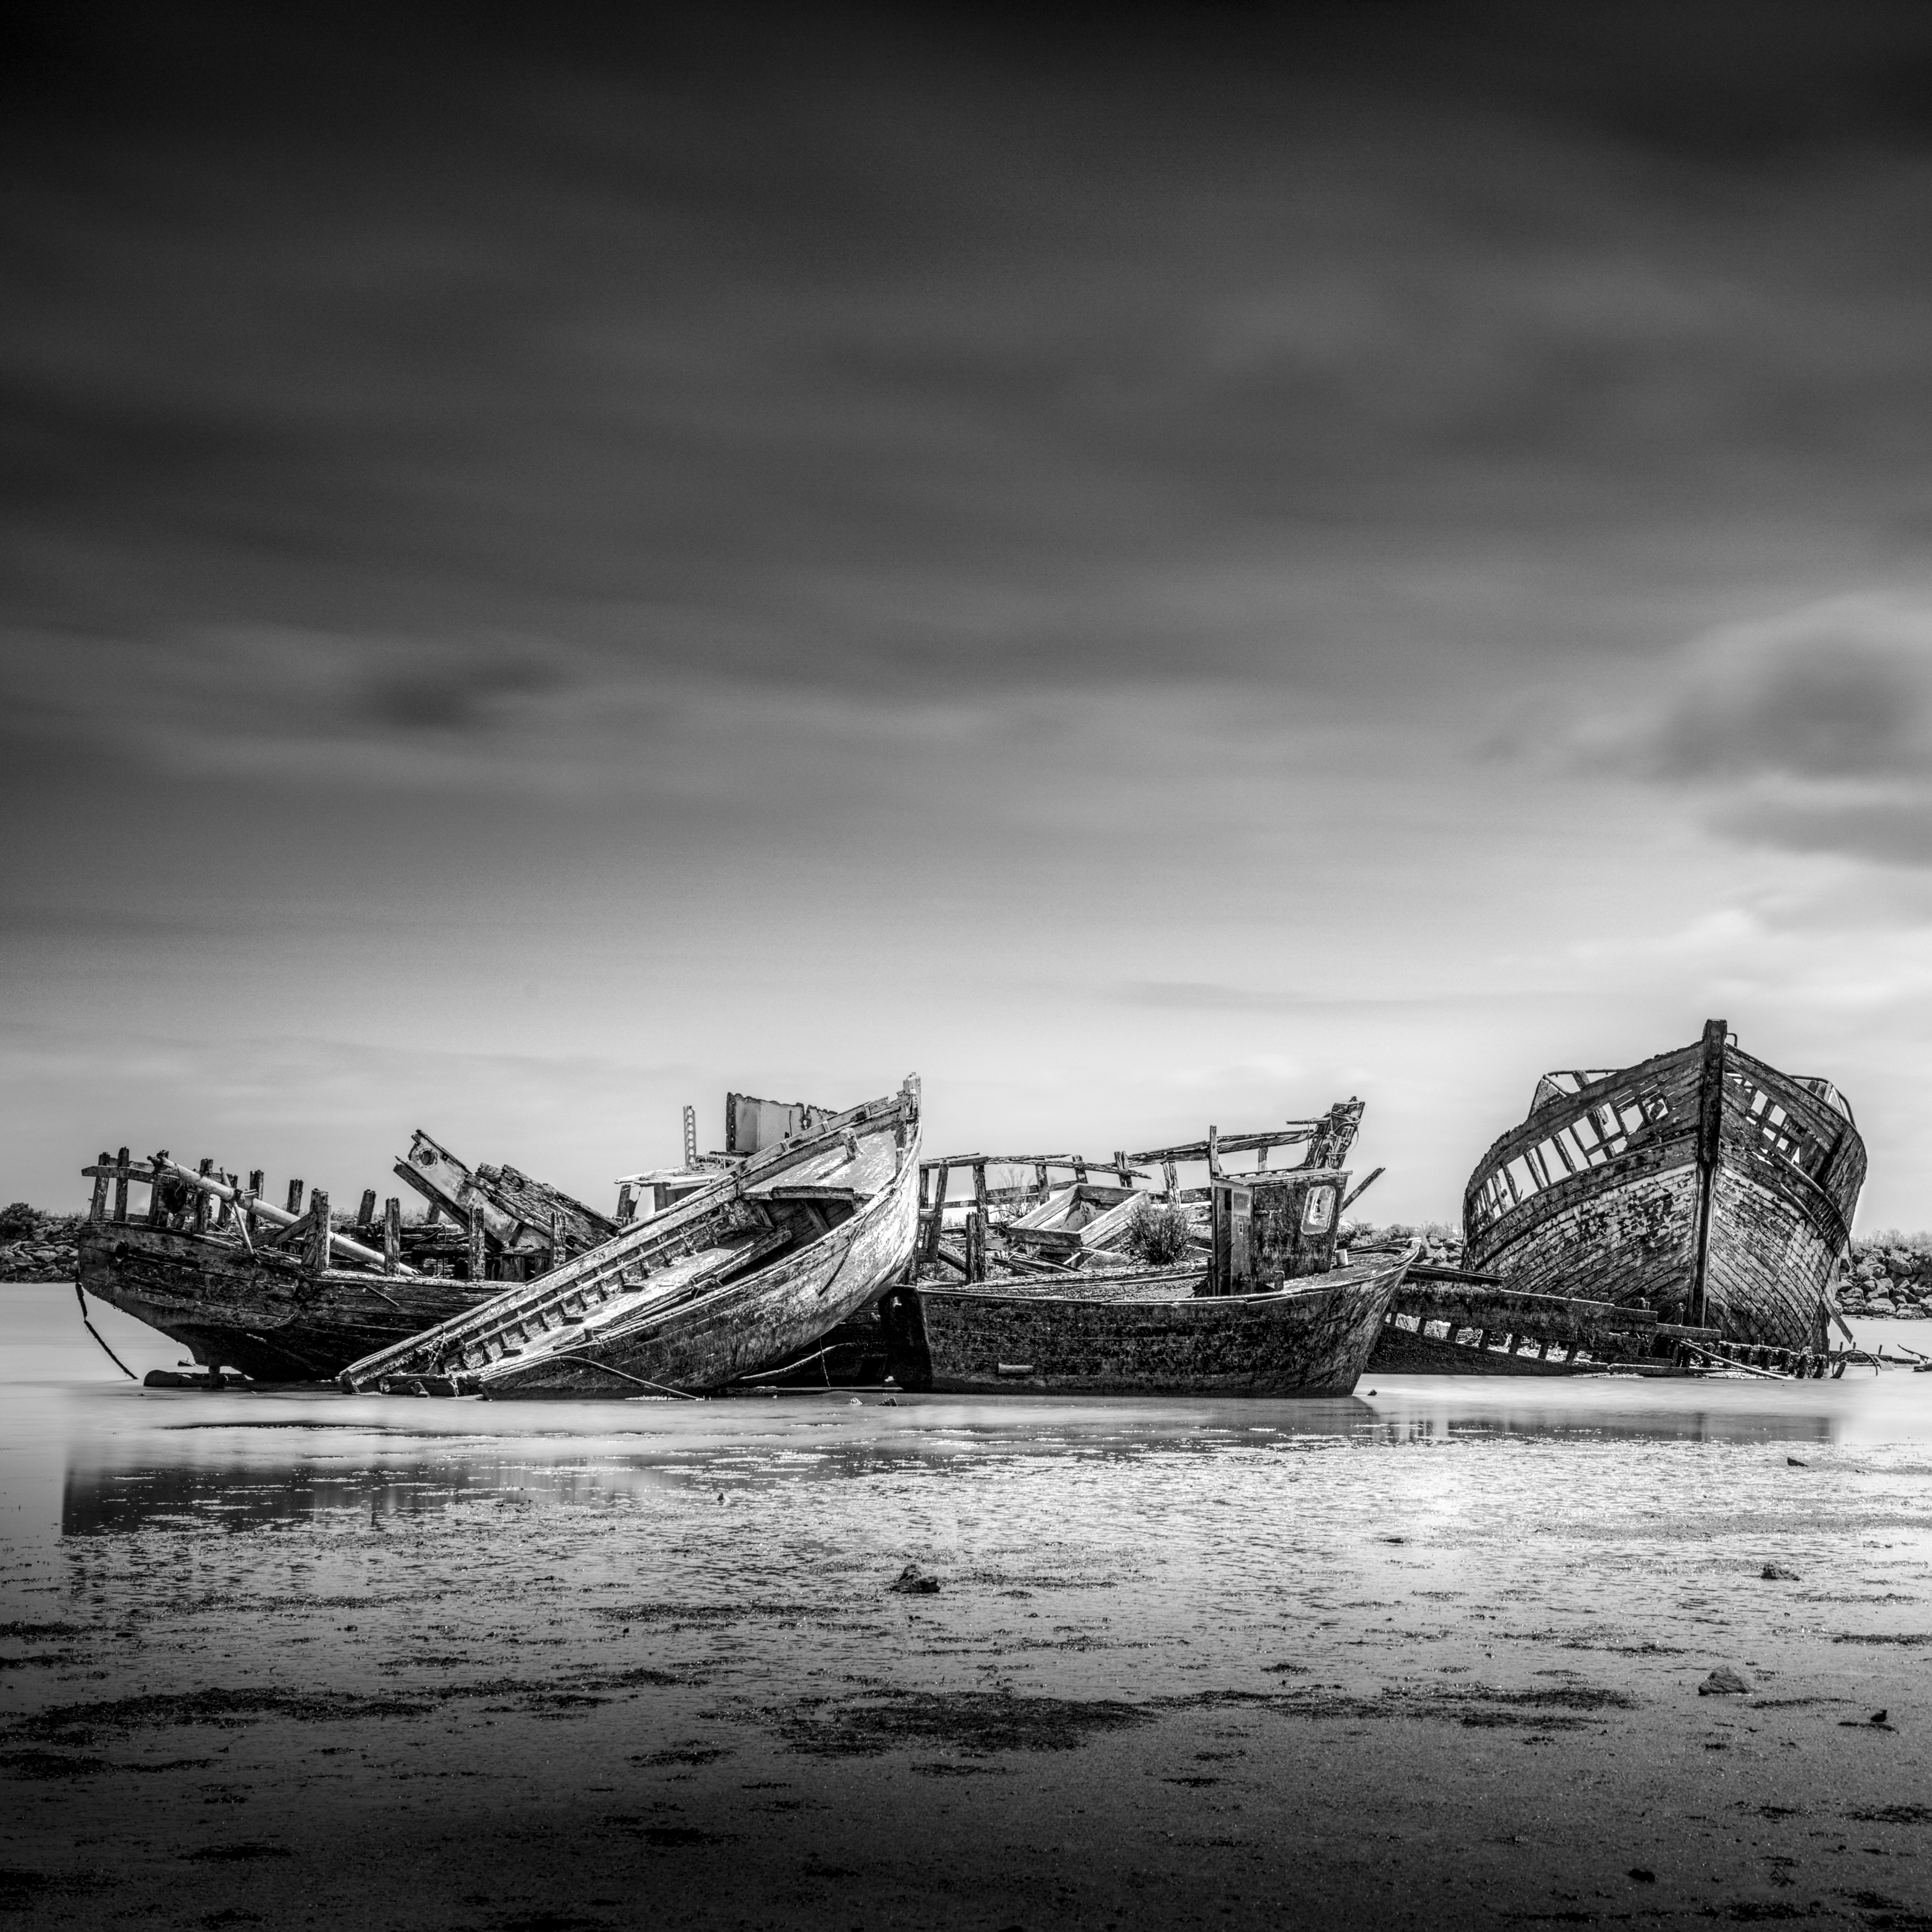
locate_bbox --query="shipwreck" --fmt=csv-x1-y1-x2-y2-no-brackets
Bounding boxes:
1456,1020,1865,1357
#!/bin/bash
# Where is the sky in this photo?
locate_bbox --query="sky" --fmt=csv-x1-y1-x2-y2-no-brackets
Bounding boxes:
7,1,1932,1228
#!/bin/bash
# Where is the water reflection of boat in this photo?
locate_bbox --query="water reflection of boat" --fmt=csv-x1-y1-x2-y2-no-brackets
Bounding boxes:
1462,1021,1865,1356
340,1080,922,1397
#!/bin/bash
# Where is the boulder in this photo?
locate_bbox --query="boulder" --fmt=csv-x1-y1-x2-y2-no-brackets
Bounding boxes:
1698,1667,1750,1696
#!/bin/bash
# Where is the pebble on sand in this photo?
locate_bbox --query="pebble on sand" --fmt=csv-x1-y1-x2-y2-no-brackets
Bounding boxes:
1697,1668,1749,1696
1760,1563,1801,1580
889,1562,941,1595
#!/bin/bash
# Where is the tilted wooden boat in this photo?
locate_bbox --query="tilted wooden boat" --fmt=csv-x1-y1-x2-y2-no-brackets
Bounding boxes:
882,1248,1412,1397
339,1078,922,1397
75,1137,622,1383
1462,1021,1865,1354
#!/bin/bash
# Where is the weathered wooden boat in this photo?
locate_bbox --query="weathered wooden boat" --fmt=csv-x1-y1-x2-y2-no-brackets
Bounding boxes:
1462,1021,1865,1354
339,1078,923,1397
884,1101,1405,1395
1368,1260,1731,1376
75,1137,622,1383
882,1248,1411,1396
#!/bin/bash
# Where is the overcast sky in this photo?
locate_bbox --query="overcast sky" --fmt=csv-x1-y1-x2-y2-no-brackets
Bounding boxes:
8,2,1932,1227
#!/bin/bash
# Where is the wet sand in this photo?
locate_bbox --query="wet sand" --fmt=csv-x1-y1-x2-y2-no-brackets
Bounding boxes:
4,1283,1931,1930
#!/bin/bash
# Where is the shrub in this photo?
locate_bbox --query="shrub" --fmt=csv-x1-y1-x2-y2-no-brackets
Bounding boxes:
1123,1196,1193,1266
0,1202,38,1239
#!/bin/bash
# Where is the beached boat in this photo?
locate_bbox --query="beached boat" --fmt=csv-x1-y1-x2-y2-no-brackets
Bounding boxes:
883,1101,1406,1395
339,1078,922,1397
75,1137,623,1382
1368,1260,1733,1376
882,1248,1411,1396
1462,1021,1865,1354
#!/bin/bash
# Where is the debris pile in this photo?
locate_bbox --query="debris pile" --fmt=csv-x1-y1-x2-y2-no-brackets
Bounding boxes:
1839,1235,1932,1320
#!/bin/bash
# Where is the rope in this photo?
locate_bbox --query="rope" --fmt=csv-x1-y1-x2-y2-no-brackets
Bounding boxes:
74,1283,137,1382
545,1352,699,1399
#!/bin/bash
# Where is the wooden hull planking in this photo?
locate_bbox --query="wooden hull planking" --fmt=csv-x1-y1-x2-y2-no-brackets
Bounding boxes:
1367,1266,1716,1376
341,1081,922,1396
882,1251,1410,1397
77,1225,490,1382
1463,1028,1862,1355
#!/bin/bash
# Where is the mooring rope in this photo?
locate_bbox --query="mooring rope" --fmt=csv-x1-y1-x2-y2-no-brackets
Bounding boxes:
74,1282,137,1382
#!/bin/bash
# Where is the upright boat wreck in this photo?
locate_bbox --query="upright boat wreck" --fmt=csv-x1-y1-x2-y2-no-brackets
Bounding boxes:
1461,1021,1864,1355
883,1101,1413,1396
340,1079,922,1397
74,1134,620,1382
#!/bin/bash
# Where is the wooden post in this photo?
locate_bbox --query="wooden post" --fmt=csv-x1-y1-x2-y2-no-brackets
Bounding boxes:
468,1213,487,1283
1114,1150,1132,1187
1073,1157,1089,1184
925,1163,949,1262
214,1172,233,1229
550,1208,565,1273
355,1188,378,1236
146,1155,168,1227
89,1154,111,1223
245,1170,264,1240
384,1197,401,1276
965,1207,986,1283
682,1103,699,1170
1689,1018,1728,1331
1033,1160,1048,1204
286,1179,305,1217
113,1148,130,1223
1163,1160,1179,1201
307,1188,331,1273
193,1159,214,1234
616,1183,636,1225
972,1162,989,1210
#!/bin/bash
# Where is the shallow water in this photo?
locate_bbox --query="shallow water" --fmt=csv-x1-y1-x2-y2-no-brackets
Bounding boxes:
5,1280,1932,1929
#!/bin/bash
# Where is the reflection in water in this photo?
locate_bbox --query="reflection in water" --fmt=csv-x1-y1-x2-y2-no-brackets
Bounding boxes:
2,1281,1923,1543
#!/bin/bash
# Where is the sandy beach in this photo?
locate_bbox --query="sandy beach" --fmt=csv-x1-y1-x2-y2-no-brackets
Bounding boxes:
4,1282,1930,1930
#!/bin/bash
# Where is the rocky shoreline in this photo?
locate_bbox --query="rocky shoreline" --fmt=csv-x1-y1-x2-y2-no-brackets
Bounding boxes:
0,1207,79,1285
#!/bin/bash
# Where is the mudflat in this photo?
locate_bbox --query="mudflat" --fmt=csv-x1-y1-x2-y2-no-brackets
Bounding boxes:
3,1284,1930,1930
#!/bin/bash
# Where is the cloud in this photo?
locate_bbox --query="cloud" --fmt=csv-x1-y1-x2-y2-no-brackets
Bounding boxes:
1618,597,1932,867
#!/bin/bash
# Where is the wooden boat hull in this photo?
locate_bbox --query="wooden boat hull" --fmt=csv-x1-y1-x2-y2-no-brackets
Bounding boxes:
473,1153,918,1397
1366,1266,1717,1376
882,1251,1410,1397
77,1225,490,1382
1463,1027,1864,1355
341,1081,923,1397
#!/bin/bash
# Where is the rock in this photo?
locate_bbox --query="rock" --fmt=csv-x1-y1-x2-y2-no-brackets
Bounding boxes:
1760,1563,1800,1580
1786,1457,1808,1467
888,1562,940,1595
1868,1299,1898,1316
1697,1667,1749,1696
1627,1869,1657,1883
